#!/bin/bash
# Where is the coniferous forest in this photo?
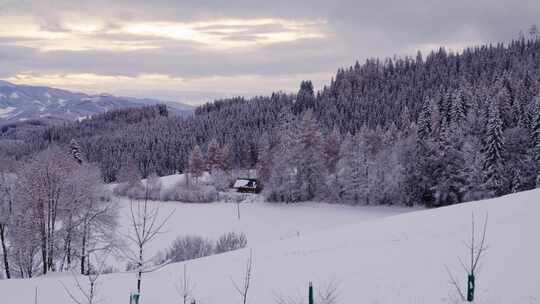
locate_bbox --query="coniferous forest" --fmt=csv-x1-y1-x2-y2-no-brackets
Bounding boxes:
2,37,540,207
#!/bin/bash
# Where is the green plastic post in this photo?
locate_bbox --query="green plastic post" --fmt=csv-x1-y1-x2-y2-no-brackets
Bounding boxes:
130,291,140,304
309,282,314,304
467,274,475,302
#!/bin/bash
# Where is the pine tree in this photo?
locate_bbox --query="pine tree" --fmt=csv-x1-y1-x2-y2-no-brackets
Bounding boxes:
482,101,505,197
531,96,540,163
266,109,299,202
450,89,467,125
293,80,315,114
296,110,327,201
431,123,467,206
256,133,272,187
323,127,342,174
338,132,369,205
417,98,432,139
511,168,522,193
70,139,84,164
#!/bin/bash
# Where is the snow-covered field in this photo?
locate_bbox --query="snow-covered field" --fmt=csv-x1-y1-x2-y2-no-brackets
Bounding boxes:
114,196,414,264
1,189,539,304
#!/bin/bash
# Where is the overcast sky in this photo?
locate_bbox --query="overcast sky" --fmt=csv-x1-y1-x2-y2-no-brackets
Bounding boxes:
0,0,538,105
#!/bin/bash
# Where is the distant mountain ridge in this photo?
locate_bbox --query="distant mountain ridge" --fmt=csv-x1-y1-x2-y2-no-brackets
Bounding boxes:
0,80,193,123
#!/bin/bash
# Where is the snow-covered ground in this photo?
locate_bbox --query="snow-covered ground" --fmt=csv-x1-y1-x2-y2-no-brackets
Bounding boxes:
1,189,539,304
114,195,414,265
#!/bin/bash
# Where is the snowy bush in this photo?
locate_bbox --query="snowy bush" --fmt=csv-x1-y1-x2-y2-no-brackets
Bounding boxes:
161,183,218,203
113,181,145,199
157,235,214,264
154,232,249,265
215,232,248,254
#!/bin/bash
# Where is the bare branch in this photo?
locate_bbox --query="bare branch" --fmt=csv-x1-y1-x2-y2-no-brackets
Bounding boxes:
472,213,488,274
230,250,254,304
445,264,465,302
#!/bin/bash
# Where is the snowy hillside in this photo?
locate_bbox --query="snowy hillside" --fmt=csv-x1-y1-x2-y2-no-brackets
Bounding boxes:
0,188,538,303
0,80,193,123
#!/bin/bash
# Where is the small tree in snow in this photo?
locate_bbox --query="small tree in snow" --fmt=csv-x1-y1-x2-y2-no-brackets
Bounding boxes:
230,250,254,304
446,213,488,302
61,250,110,304
125,184,174,296
177,264,196,304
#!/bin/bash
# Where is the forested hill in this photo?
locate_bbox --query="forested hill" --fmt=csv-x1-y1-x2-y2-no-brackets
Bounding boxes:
2,37,540,207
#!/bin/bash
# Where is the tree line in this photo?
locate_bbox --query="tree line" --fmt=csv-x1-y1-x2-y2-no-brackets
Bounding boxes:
1,36,539,207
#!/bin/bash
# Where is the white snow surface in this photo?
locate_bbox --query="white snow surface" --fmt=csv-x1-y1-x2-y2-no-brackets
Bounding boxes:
1,188,539,304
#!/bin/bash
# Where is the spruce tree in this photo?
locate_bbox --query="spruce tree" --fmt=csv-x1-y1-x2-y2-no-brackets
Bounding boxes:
431,122,467,206
293,80,315,114
70,139,84,164
256,133,272,187
450,89,467,125
531,97,540,163
338,132,369,205
323,127,342,174
417,98,432,140
482,101,505,197
266,109,299,202
296,110,327,201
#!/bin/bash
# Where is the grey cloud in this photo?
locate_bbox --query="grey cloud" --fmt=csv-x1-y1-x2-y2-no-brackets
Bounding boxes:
0,0,539,101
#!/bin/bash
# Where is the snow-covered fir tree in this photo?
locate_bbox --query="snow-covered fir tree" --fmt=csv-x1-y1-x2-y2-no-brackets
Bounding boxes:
295,110,327,201
70,139,84,164
482,101,505,197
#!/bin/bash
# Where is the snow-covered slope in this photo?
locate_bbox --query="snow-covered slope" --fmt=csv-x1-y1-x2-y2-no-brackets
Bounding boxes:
0,80,193,123
1,190,538,303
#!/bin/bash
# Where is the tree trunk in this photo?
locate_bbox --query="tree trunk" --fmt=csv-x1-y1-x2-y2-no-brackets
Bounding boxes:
80,224,87,275
137,245,143,294
40,212,47,275
0,224,11,279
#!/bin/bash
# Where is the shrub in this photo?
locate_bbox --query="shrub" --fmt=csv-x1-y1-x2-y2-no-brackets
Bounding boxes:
161,183,218,203
157,235,214,264
113,173,162,200
154,232,249,265
215,232,248,254
113,181,147,199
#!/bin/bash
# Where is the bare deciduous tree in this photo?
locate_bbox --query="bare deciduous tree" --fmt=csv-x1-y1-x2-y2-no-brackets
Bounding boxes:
446,213,488,302
61,250,110,304
176,263,196,304
230,250,254,304
124,183,174,295
0,168,15,279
